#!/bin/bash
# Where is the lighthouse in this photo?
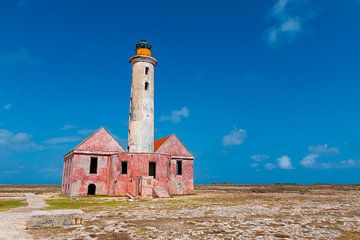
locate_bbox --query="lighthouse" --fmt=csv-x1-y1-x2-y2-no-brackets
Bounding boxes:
62,40,194,198
128,40,157,153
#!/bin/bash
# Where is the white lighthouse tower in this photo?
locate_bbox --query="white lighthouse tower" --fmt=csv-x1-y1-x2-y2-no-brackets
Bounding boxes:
128,40,157,153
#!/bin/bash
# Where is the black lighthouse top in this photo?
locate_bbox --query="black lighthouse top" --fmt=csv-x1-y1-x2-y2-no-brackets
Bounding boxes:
136,39,152,50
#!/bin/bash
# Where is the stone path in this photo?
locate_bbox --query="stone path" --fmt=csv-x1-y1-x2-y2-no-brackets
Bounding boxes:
0,193,47,240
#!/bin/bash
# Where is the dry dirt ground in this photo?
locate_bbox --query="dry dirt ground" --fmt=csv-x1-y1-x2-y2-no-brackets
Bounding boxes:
0,184,359,240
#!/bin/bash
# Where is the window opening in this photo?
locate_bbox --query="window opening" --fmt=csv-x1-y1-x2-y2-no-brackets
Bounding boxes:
149,162,156,178
121,161,128,174
90,157,98,174
176,161,182,175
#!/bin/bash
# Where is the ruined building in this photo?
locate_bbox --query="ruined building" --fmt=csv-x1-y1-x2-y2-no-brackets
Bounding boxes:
62,40,194,198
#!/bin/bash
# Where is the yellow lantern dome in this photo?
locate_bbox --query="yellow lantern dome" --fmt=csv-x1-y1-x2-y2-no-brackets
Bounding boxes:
135,39,152,56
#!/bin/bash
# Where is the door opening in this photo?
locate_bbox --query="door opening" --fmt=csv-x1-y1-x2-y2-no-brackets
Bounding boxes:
87,184,96,196
149,162,156,178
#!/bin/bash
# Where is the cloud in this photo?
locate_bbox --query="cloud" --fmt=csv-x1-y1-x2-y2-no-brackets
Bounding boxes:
0,128,40,150
251,154,270,162
265,0,313,45
318,159,360,169
301,144,341,168
272,0,289,16
61,124,77,130
308,144,340,155
76,129,95,136
160,107,189,124
265,163,276,170
17,0,30,10
301,153,318,168
300,144,358,169
45,136,81,145
0,48,40,66
222,128,247,147
250,163,259,168
3,104,13,110
45,127,96,145
277,155,294,169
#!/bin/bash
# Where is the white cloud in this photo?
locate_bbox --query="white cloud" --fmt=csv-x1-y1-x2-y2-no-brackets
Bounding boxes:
46,127,96,145
0,48,40,65
277,155,294,169
301,144,341,168
265,163,276,170
17,0,30,10
308,144,340,155
61,124,77,130
301,153,318,168
318,159,360,169
272,0,290,16
160,107,190,124
265,0,313,45
0,128,40,150
250,163,259,168
45,136,81,145
222,128,247,147
76,129,95,135
3,104,13,110
251,154,270,162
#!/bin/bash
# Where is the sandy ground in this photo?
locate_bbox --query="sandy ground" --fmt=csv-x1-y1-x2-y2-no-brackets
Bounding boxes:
0,184,359,240
0,193,47,240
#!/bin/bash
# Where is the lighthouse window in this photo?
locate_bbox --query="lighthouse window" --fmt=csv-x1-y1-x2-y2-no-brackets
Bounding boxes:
89,157,98,174
145,67,149,75
145,82,149,91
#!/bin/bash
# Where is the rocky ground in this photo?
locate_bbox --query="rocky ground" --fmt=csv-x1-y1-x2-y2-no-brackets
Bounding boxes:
0,184,359,240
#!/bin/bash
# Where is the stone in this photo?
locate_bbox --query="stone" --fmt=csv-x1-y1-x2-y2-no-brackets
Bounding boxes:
27,209,84,229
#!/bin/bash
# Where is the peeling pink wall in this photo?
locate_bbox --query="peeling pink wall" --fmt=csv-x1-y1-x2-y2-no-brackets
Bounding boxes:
62,129,194,198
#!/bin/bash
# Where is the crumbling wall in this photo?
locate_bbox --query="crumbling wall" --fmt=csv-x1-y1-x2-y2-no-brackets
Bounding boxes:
169,159,194,195
111,153,171,197
70,154,110,196
27,210,84,229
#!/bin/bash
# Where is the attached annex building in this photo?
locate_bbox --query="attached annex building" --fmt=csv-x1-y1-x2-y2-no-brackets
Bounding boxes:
62,40,194,198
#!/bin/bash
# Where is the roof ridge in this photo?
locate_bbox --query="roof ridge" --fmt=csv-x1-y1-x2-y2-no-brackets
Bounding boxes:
67,127,125,154
71,127,103,151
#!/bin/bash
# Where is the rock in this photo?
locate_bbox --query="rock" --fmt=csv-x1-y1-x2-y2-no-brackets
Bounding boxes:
27,209,85,229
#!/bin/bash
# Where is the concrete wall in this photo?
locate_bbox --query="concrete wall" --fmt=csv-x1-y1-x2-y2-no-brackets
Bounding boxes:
110,153,171,196
70,154,110,196
169,159,194,195
28,210,84,229
128,56,156,153
62,155,73,195
63,138,194,197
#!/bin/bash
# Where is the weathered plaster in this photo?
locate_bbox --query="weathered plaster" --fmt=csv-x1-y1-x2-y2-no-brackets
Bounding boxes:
61,43,194,198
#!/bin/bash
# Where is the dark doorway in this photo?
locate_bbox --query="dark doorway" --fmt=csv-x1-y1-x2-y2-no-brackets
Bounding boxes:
90,157,98,174
149,162,156,178
87,184,96,196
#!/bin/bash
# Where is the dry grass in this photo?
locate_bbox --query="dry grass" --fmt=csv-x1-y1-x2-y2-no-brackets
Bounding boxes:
0,199,27,212
45,196,129,211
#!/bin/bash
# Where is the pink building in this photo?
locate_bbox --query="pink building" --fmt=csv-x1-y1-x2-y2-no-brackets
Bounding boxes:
62,40,194,198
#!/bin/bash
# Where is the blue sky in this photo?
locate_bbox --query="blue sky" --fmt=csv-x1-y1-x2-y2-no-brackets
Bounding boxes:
1,0,360,184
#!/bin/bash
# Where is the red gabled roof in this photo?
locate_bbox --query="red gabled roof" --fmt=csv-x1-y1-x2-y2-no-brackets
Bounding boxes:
154,134,194,158
154,135,171,151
